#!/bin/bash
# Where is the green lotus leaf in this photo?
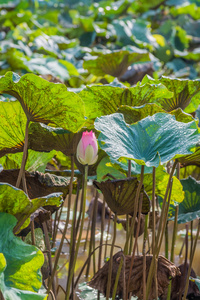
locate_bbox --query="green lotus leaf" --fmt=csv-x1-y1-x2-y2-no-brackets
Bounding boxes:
138,166,184,205
0,149,56,173
170,176,200,223
118,104,195,124
94,112,200,167
0,71,85,132
96,156,127,182
79,83,173,121
94,177,150,215
83,48,151,77
0,100,26,157
141,75,200,113
0,213,47,299
178,147,200,167
0,183,63,230
28,123,82,156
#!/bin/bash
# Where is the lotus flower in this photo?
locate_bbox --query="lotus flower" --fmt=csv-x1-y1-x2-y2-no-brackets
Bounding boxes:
76,131,98,165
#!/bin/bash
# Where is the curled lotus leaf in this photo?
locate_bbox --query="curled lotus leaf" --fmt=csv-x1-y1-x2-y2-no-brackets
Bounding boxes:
88,251,180,300
93,177,150,215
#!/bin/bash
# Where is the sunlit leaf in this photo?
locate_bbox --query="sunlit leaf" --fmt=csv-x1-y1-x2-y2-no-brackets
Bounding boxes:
0,71,85,132
0,212,47,298
95,112,200,167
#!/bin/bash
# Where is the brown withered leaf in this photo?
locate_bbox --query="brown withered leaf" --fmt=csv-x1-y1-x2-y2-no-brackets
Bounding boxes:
93,178,150,215
88,251,180,300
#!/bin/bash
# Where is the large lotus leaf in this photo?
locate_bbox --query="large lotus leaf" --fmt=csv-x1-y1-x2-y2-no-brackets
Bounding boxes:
0,169,72,199
118,104,195,124
178,147,200,167
0,149,56,173
0,183,63,229
0,72,85,132
83,48,151,77
141,75,200,113
0,100,26,157
0,213,47,299
79,83,173,121
170,176,200,223
137,165,184,205
94,113,200,167
28,123,82,156
94,177,150,215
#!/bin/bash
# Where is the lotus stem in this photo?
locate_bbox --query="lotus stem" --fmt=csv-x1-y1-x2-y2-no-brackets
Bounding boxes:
143,213,148,300
65,164,88,300
190,220,193,262
85,190,98,277
126,193,143,300
124,165,145,255
165,221,169,259
43,221,57,297
98,197,106,270
30,220,35,246
170,162,180,262
146,160,177,300
104,210,112,260
106,213,117,300
47,154,75,295
182,220,200,300
152,167,156,254
16,119,30,189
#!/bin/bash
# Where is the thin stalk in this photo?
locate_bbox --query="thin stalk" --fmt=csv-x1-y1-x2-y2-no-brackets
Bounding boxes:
73,244,122,291
124,165,145,255
106,213,117,300
31,220,35,246
104,210,112,260
182,220,200,300
146,161,176,300
98,197,105,270
65,164,88,300
83,218,91,251
52,202,64,248
47,154,75,295
16,119,30,188
43,221,57,298
190,220,193,262
170,162,180,262
112,252,125,300
165,221,169,259
92,190,99,275
66,181,80,299
152,167,156,254
85,190,98,277
126,194,143,300
142,214,148,300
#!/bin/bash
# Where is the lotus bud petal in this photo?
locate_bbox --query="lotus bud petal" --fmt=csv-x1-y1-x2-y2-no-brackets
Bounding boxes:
76,131,98,165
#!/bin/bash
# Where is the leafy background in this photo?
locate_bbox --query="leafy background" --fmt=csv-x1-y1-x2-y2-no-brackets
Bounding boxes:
0,0,200,88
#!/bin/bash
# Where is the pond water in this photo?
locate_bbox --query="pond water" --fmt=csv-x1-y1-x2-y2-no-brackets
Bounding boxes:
52,186,200,300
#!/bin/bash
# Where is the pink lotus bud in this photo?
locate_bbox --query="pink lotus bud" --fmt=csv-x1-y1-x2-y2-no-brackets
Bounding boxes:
76,131,98,165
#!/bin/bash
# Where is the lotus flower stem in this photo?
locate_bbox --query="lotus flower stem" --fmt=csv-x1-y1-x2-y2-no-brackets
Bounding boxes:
65,164,88,300
146,160,177,300
16,119,30,189
170,162,180,262
106,213,118,300
182,220,200,300
47,154,75,295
